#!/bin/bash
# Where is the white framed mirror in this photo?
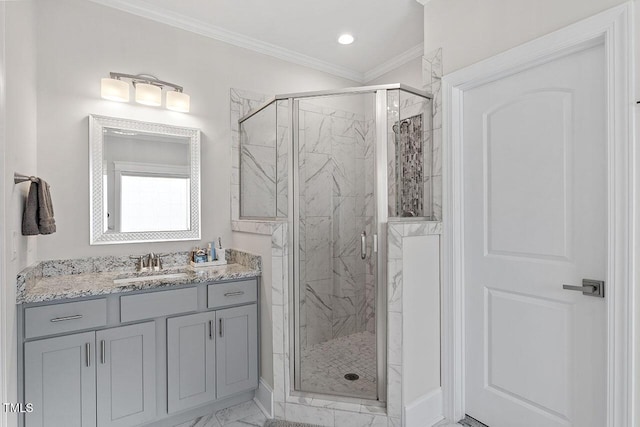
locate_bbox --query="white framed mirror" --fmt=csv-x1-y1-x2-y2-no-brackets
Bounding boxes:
89,115,201,245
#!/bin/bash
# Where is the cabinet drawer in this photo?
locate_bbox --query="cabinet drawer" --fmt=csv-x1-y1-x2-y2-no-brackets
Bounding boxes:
25,299,107,339
208,279,257,309
121,287,198,323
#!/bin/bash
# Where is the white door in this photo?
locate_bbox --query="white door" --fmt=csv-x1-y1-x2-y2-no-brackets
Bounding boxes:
464,43,607,427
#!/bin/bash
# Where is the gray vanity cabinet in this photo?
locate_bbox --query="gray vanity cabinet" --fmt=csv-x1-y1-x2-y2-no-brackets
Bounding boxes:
215,304,258,399
24,331,97,427
19,277,260,427
167,311,217,414
96,322,156,427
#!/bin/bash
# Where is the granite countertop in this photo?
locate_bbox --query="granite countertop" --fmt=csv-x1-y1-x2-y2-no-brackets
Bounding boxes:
16,249,262,304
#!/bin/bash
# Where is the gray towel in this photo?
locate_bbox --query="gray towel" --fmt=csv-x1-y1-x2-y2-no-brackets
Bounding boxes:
21,178,56,235
37,179,56,234
22,180,39,235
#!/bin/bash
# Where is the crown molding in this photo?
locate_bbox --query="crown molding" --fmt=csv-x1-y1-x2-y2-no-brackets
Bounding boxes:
88,0,366,83
415,0,433,5
363,43,424,82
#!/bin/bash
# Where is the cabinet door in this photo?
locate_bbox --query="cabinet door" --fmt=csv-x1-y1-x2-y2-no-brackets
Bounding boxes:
216,304,258,399
167,311,216,413
24,331,96,427
96,322,156,427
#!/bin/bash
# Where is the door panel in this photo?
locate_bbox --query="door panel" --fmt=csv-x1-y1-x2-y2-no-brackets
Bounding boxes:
216,304,258,398
167,311,216,413
464,43,606,427
96,322,156,427
24,332,96,427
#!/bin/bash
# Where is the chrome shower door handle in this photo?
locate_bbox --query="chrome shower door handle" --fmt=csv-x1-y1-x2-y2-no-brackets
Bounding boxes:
562,279,605,298
360,231,367,260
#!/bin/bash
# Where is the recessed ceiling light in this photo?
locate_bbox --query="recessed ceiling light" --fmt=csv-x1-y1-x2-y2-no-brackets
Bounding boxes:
338,34,354,45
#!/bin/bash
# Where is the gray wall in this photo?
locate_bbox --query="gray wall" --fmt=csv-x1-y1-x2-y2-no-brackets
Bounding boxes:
33,0,360,261
3,3,39,426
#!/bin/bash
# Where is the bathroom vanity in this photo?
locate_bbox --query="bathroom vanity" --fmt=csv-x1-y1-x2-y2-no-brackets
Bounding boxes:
15,250,261,427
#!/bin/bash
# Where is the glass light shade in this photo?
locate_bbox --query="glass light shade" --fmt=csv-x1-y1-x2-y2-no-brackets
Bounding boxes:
166,91,190,113
135,83,162,106
101,78,129,102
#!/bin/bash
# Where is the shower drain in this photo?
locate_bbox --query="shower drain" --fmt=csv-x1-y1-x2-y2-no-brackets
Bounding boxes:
344,373,359,381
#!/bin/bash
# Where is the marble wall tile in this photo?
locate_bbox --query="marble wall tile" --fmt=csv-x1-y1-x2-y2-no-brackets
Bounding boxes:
332,136,357,197
240,144,277,217
274,402,286,419
305,216,331,242
386,364,402,418
271,258,284,306
332,256,363,297
404,221,442,236
387,260,403,313
332,197,357,257
304,153,333,217
271,226,285,257
304,111,332,154
332,294,357,318
331,115,356,138
432,128,442,176
433,175,442,221
387,225,404,260
432,79,442,132
332,314,356,338
306,239,332,282
387,312,403,366
305,286,333,346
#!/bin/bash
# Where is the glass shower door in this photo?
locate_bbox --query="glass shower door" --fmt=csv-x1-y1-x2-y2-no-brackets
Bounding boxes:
293,92,379,400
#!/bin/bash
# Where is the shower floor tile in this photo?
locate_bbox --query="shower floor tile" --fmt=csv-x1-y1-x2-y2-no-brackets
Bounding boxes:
300,331,377,399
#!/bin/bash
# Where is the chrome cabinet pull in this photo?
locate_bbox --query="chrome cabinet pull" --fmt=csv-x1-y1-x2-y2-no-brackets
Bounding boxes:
219,319,223,337
224,291,244,297
50,314,83,323
86,343,91,367
360,231,367,260
562,279,605,298
100,340,105,364
209,320,213,340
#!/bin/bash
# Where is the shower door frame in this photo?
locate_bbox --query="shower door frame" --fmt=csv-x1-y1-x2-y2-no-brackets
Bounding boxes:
286,84,430,403
289,87,389,402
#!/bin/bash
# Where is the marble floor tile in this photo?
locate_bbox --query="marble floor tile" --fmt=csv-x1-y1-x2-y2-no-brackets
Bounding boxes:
300,331,376,399
216,401,263,425
174,413,221,427
175,400,266,427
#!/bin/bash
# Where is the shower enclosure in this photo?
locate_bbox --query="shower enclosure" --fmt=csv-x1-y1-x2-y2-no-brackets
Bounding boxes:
238,84,433,402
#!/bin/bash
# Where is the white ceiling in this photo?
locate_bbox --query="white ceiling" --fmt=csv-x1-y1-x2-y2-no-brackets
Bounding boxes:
89,0,425,83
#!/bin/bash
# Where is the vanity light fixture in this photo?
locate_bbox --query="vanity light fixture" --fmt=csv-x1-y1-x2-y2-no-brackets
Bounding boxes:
101,72,190,112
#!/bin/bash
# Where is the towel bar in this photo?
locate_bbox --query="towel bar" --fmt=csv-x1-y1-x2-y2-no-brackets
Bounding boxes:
14,173,36,184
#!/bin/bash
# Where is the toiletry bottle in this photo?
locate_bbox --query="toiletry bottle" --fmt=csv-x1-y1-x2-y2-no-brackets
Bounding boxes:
207,243,213,262
217,237,226,263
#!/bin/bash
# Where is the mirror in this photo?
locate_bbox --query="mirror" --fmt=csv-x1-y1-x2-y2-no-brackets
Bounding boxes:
89,115,201,244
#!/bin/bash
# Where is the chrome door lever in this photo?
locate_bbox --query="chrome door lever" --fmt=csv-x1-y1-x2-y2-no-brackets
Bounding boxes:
562,279,605,298
360,231,367,260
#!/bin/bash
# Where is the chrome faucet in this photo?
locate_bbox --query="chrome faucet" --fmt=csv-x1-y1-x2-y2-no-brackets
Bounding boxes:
146,252,155,269
131,253,164,272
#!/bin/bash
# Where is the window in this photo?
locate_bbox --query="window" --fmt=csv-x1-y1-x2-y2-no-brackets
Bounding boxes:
120,174,191,232
112,161,191,233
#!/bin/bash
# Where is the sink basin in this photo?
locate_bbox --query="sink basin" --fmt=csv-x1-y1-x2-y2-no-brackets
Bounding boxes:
113,272,189,285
